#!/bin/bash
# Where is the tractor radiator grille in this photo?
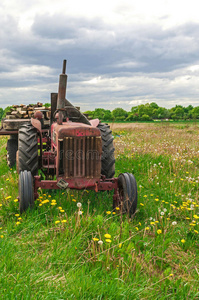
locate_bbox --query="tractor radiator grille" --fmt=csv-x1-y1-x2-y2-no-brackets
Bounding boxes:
63,136,101,178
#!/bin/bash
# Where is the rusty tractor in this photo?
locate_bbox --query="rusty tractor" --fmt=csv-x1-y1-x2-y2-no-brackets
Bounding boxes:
0,60,137,215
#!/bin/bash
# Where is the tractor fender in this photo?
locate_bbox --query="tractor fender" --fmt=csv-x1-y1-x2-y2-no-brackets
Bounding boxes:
89,119,100,127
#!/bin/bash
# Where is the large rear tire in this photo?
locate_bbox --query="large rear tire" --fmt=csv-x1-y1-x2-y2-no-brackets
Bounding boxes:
19,170,34,213
18,123,38,176
97,123,115,178
6,135,18,168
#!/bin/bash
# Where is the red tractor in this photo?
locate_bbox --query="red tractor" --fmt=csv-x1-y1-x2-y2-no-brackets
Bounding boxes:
16,60,137,215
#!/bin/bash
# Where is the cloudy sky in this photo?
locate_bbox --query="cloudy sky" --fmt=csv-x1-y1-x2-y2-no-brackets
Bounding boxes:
0,0,199,111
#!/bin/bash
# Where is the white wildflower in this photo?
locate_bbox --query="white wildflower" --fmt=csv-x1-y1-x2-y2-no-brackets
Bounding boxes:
77,202,82,208
98,240,103,245
172,221,177,225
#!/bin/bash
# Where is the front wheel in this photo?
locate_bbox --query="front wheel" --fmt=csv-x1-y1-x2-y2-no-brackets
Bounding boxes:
19,170,34,213
114,172,138,216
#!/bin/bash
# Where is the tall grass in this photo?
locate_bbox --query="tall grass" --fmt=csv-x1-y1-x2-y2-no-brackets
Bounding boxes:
0,123,198,299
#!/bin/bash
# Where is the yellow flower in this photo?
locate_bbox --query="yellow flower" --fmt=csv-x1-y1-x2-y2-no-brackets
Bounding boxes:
155,221,159,223
143,195,147,197
93,238,99,241
139,222,141,226
0,204,2,207
61,220,67,223
51,199,56,202
6,179,9,181
106,211,111,215
150,222,155,225
72,199,76,202
115,207,120,210
145,227,150,231
157,229,162,234
112,212,116,215
48,195,51,198
169,274,174,277
55,220,60,224
14,199,18,203
51,202,56,206
194,230,198,234
155,198,159,202
0,235,4,238
105,239,111,243
135,227,139,231
58,207,62,210
181,239,185,243
119,243,122,248
193,215,199,219
15,214,20,217
104,233,111,239
60,210,65,213
39,204,42,206
16,222,20,225
18,217,22,220
5,196,11,200
140,203,144,206
190,223,196,226
0,227,2,230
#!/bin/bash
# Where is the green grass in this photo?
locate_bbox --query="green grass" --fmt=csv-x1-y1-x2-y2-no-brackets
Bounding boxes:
0,124,199,299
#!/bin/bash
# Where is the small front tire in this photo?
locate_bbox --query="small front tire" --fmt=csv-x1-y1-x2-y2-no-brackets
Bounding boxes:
115,172,138,216
19,170,34,213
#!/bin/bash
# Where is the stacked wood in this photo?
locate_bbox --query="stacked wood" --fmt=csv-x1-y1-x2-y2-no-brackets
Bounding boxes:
5,103,51,120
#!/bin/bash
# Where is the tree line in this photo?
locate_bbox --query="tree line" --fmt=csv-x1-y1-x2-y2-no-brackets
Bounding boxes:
1,103,199,122
84,103,199,121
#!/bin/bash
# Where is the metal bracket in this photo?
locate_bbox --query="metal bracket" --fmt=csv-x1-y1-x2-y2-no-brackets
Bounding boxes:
57,179,69,189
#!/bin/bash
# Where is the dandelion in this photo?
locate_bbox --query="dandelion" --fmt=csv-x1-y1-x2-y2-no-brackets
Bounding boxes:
169,274,174,277
135,227,139,231
93,238,99,242
39,204,42,206
60,210,65,213
106,211,111,214
0,204,2,207
18,217,22,220
105,239,111,243
16,222,20,225
157,229,162,234
78,211,83,215
61,220,67,223
55,220,60,224
113,212,116,215
5,196,11,200
181,239,185,243
0,235,3,238
145,227,150,231
194,230,198,234
150,222,155,225
51,199,56,202
58,206,62,210
115,207,120,211
119,243,122,248
172,221,177,226
143,195,147,198
163,208,167,212
77,202,82,208
193,215,199,219
98,240,103,245
139,222,141,226
140,203,144,206
72,199,76,202
104,233,111,239
155,221,159,223
160,212,164,216
155,198,159,202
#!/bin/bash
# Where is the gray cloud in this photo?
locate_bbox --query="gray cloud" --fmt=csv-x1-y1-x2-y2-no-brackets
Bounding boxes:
1,10,199,110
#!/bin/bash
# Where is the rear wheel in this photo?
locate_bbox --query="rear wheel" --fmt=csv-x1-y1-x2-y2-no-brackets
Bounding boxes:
19,170,34,213
115,172,137,216
97,123,115,178
6,135,18,167
18,123,38,176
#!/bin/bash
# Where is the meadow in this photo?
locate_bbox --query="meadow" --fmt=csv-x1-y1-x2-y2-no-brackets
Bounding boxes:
0,122,198,299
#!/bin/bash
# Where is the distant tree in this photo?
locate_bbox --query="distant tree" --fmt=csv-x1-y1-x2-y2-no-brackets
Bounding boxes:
2,106,13,118
112,108,128,120
44,103,51,108
0,108,3,120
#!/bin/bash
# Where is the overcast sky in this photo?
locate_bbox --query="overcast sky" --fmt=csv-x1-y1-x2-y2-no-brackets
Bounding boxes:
1,0,199,111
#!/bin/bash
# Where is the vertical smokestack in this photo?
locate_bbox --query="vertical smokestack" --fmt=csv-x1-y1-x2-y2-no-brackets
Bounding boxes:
57,60,67,110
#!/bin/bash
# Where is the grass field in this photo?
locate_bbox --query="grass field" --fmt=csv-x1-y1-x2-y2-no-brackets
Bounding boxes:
0,122,199,299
